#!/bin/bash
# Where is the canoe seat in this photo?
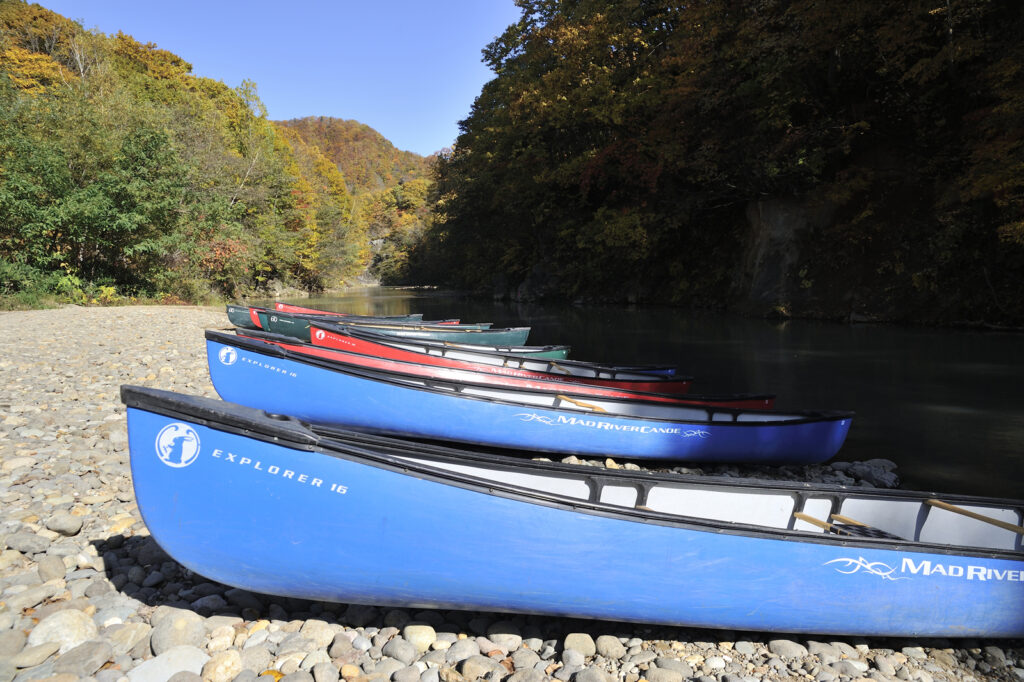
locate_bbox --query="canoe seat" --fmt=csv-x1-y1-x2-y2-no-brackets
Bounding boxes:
793,511,904,540
827,522,904,540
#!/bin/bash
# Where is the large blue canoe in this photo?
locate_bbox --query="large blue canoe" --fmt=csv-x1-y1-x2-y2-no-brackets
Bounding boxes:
205,330,852,464
122,386,1024,637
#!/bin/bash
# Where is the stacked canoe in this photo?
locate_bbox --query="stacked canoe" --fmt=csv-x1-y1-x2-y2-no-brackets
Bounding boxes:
120,301,1024,637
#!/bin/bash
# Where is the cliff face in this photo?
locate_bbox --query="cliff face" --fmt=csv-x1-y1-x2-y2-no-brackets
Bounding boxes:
734,198,837,318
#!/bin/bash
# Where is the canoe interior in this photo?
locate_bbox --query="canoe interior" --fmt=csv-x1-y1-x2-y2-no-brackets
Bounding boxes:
394,453,1023,553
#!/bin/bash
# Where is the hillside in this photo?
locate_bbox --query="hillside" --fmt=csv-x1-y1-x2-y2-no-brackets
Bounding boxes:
412,0,1024,326
277,116,431,195
0,1,373,301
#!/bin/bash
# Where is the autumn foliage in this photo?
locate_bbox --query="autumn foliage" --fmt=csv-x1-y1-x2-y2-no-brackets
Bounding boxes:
413,0,1024,324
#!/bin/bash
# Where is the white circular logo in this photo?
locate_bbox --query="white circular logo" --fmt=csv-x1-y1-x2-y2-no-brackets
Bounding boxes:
218,347,237,365
270,316,278,322
314,329,325,340
155,423,201,468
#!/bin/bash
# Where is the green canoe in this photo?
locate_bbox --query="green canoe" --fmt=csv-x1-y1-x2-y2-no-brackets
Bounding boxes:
256,310,531,346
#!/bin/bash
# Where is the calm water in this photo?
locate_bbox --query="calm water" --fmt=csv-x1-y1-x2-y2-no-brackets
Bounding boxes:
264,287,1024,499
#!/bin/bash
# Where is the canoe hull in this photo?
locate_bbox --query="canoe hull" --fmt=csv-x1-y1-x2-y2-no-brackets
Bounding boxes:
206,336,850,463
124,393,1024,637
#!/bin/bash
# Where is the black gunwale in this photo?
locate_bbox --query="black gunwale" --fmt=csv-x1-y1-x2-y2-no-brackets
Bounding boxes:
319,323,686,379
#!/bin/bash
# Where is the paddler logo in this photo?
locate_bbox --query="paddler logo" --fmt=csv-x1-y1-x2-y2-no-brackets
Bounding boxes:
218,347,237,366
314,329,325,341
155,423,201,468
824,557,907,581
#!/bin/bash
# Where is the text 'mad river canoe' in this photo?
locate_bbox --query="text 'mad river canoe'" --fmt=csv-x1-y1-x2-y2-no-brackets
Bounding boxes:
205,331,852,464
122,386,1024,637
232,328,773,409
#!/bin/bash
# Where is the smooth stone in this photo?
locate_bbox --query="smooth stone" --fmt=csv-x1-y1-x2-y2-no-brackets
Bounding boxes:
654,658,693,677
563,633,596,657
562,649,585,667
575,668,612,682
106,622,152,656
445,639,481,664
5,533,49,554
930,651,957,668
127,645,210,682
301,619,337,649
282,672,315,682
807,641,841,664
36,555,67,582
53,639,113,677
420,667,441,682
459,655,502,680
4,582,62,612
645,667,683,682
769,640,808,659
507,670,546,682
595,636,626,660
376,658,408,678
329,633,355,658
27,609,98,653
302,650,332,670
313,661,341,682
240,644,273,672
485,621,522,652
201,649,242,682
0,662,14,682
150,610,206,655
167,673,203,682
44,514,83,537
831,660,870,676
403,625,438,654
704,656,726,670
733,641,757,656
11,641,61,668
191,593,228,612
0,629,27,657
511,649,541,670
394,665,422,682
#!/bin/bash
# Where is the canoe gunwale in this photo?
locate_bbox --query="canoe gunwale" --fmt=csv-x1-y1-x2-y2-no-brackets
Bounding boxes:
336,325,674,375
207,330,853,426
122,385,1023,562
234,328,762,405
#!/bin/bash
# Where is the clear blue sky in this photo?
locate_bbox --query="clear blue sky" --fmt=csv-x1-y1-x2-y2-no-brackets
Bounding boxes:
38,1,522,156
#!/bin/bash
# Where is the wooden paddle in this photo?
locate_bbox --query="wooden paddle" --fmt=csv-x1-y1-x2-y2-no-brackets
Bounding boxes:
925,499,1024,535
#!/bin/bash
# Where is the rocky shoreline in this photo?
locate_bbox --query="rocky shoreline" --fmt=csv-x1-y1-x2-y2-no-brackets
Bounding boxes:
1,305,1020,682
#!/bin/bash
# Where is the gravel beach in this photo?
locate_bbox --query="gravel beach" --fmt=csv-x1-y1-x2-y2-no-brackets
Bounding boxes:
0,305,1020,682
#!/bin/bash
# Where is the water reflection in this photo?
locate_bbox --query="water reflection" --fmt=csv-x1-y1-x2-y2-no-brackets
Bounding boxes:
263,288,1024,499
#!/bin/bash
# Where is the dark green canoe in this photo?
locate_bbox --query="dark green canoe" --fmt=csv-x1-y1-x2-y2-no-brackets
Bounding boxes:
257,310,531,346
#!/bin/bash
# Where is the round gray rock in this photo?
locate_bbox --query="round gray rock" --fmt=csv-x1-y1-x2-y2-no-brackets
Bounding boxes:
27,609,99,654
563,633,596,658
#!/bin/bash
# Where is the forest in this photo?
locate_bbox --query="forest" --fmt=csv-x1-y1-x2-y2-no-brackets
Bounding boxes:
2,0,1022,325
0,1,429,306
412,0,1024,325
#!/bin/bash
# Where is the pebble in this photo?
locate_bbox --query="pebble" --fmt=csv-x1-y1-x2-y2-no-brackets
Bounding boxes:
0,306,1018,682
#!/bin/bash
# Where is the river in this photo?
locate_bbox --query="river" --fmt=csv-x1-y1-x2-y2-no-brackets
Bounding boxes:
262,287,1024,499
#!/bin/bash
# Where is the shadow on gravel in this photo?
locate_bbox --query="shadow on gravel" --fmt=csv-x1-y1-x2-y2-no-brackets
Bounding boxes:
89,533,979,655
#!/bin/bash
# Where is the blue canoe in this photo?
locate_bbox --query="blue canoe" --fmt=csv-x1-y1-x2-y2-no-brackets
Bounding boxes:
205,330,852,464
122,386,1024,637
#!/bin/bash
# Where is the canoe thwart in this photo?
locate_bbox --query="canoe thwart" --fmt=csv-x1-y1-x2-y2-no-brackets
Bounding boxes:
555,394,608,413
925,498,1024,535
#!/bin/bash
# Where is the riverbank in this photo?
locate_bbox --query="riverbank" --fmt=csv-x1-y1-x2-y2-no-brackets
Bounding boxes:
0,305,1020,682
